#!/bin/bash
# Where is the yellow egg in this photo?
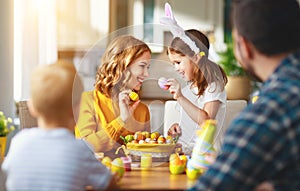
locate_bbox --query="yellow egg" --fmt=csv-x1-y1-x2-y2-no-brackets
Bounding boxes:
169,153,185,174
186,168,201,180
169,165,185,175
112,158,123,166
142,131,150,139
102,156,112,169
111,158,125,178
166,135,172,140
125,134,134,142
129,91,139,101
150,132,160,140
157,136,166,144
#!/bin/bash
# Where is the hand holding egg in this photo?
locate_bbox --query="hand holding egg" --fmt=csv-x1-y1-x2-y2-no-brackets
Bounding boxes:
129,91,139,102
119,90,140,122
158,77,183,100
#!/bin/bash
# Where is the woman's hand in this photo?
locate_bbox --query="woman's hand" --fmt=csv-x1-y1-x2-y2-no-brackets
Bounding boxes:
168,123,182,137
166,78,183,100
118,90,140,122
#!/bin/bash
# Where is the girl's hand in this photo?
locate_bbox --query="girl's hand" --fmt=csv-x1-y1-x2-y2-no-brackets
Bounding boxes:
168,123,181,137
204,151,217,164
166,78,183,100
118,90,140,122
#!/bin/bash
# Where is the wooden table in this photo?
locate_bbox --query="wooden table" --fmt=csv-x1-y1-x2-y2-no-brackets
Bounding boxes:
115,162,196,191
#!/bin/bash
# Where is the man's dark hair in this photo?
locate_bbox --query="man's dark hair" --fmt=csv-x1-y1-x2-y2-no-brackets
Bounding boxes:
232,0,300,56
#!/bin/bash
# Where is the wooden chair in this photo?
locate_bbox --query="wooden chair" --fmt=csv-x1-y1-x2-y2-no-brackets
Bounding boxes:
18,100,37,129
223,100,247,132
163,101,180,137
18,100,81,136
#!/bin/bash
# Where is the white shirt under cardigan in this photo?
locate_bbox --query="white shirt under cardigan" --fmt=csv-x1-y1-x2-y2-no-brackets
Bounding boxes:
2,128,112,191
177,82,226,155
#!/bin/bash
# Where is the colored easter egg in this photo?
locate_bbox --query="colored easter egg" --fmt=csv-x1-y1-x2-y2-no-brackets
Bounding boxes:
158,77,170,90
129,91,139,101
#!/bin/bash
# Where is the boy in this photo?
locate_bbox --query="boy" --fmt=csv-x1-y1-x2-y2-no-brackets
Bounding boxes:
2,61,117,191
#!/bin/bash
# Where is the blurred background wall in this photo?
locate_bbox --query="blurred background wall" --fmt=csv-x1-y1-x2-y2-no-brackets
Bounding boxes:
1,0,300,122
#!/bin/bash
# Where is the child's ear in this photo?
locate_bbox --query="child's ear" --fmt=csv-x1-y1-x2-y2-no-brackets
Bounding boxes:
27,99,38,118
192,54,201,63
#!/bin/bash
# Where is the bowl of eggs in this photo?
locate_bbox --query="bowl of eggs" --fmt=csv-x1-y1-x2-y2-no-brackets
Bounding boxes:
123,131,177,161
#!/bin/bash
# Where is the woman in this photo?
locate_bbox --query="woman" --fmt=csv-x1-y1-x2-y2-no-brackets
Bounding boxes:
76,35,151,158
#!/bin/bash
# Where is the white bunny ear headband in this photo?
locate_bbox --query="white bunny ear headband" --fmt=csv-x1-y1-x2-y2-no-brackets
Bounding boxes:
160,3,205,56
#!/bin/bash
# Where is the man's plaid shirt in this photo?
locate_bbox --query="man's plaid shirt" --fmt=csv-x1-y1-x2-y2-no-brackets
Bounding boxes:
189,51,300,191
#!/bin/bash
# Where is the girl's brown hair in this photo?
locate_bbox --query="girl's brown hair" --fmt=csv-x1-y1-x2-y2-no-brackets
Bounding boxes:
95,35,151,97
168,29,227,96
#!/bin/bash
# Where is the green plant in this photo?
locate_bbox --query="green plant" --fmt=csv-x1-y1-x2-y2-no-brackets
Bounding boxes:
0,111,15,137
218,42,246,76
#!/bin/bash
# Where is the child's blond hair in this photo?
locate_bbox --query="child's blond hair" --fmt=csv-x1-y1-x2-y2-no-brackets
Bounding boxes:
30,60,83,122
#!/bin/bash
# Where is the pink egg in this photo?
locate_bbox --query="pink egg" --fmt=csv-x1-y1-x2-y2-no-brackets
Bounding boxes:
158,77,170,90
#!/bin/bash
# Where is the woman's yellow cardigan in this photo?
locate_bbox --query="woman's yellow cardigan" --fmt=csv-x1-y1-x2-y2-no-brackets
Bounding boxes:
76,90,150,156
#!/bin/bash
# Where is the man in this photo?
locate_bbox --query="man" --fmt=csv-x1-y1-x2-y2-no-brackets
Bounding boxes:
189,0,300,190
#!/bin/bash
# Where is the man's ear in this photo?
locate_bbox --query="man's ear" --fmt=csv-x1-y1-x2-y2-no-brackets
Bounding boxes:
232,29,254,62
27,99,38,118
239,36,253,60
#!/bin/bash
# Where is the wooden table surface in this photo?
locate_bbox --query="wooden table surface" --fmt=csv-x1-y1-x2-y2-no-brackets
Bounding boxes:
115,162,196,191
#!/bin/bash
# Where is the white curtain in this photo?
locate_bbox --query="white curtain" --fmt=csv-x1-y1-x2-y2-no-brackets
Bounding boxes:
14,0,57,100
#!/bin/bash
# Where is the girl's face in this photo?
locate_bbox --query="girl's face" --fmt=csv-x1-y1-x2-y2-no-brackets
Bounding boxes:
168,51,195,81
126,51,151,91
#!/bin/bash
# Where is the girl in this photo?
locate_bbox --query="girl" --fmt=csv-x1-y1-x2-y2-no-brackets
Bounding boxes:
161,4,227,154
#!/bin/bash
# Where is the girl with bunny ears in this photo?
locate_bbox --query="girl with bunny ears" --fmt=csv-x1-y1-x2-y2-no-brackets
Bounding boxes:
160,3,228,154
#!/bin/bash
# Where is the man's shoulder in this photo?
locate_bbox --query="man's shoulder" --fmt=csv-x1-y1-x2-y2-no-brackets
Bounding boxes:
290,50,300,62
279,51,300,77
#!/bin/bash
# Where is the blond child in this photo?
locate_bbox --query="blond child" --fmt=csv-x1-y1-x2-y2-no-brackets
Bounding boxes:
2,60,117,191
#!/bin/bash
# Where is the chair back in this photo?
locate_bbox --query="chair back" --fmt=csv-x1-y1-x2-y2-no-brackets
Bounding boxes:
163,100,180,136
214,100,247,151
148,101,165,135
18,100,38,129
163,100,247,139
223,100,247,131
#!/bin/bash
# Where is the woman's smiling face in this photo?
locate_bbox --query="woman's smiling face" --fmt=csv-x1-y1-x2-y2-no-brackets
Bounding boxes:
168,51,195,82
126,51,151,91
